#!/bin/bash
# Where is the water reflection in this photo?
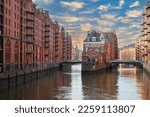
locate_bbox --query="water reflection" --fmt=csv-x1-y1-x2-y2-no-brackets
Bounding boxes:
0,64,150,100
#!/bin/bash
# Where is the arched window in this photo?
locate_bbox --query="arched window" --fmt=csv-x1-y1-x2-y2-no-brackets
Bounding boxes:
5,39,10,63
15,41,19,63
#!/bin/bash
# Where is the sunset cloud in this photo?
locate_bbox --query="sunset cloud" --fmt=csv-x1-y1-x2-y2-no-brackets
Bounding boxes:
51,15,82,22
80,23,93,32
36,0,146,49
60,1,85,11
97,20,115,27
126,10,142,18
97,4,110,11
101,13,118,22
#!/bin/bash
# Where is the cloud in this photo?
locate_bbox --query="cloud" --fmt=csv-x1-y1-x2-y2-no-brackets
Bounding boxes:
119,0,125,7
126,10,142,18
130,1,140,8
65,25,80,33
32,0,53,4
80,23,93,32
116,26,140,47
98,28,113,32
60,1,85,11
97,3,123,12
51,15,82,22
101,13,118,22
80,9,96,14
129,21,141,29
97,20,115,27
117,16,134,24
97,4,110,11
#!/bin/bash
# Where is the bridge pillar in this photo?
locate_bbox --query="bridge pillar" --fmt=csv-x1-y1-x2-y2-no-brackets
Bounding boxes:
59,63,63,70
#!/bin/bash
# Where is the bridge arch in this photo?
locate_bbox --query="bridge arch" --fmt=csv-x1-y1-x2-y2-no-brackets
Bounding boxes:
109,59,143,69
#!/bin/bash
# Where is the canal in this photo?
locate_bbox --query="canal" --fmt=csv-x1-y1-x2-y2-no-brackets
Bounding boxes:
0,64,150,100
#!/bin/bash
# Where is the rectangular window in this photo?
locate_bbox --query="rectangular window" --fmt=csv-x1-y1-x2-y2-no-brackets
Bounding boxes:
9,19,10,26
6,28,7,35
9,0,10,6
5,17,7,25
9,10,10,16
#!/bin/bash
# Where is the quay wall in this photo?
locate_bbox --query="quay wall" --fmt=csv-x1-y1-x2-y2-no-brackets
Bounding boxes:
0,63,61,91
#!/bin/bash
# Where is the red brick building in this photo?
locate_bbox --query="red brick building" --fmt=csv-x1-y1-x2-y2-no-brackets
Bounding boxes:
1,0,21,72
0,0,72,73
82,31,118,71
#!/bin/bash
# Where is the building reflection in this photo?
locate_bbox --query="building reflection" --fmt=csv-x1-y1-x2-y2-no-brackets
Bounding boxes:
136,71,150,100
81,70,118,100
0,64,150,100
1,69,71,99
118,66,150,100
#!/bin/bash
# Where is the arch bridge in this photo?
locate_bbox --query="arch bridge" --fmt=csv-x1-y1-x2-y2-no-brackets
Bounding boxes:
109,59,143,69
59,60,82,69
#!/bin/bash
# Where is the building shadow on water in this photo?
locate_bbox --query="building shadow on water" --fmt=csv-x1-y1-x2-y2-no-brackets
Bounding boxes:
81,69,119,100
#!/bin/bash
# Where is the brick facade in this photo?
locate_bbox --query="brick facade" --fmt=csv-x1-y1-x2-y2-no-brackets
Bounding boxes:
0,0,72,73
136,0,150,70
82,31,118,71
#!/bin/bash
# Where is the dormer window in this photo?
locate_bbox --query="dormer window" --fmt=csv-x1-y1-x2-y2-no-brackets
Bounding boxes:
92,37,96,41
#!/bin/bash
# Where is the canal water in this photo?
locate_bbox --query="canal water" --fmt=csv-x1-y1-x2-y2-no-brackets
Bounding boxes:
0,64,150,100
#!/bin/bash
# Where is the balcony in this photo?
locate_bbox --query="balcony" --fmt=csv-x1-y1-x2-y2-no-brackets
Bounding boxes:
146,5,150,9
143,12,146,16
26,31,34,36
45,52,49,56
45,24,50,27
142,31,147,36
26,16,34,21
55,32,59,35
26,49,34,54
45,38,50,42
45,30,50,33
147,12,150,17
146,38,150,41
26,9,34,14
55,48,59,51
148,48,150,53
147,19,150,25
26,24,34,28
45,44,50,48
0,45,2,51
147,28,150,33
0,0,4,5
26,38,34,43
0,11,4,16
45,35,50,38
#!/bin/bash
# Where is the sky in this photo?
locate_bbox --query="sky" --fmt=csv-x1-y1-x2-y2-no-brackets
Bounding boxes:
32,0,147,49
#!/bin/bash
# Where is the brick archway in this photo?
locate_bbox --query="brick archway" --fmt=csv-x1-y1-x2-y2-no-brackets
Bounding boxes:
5,39,10,63
14,41,19,63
